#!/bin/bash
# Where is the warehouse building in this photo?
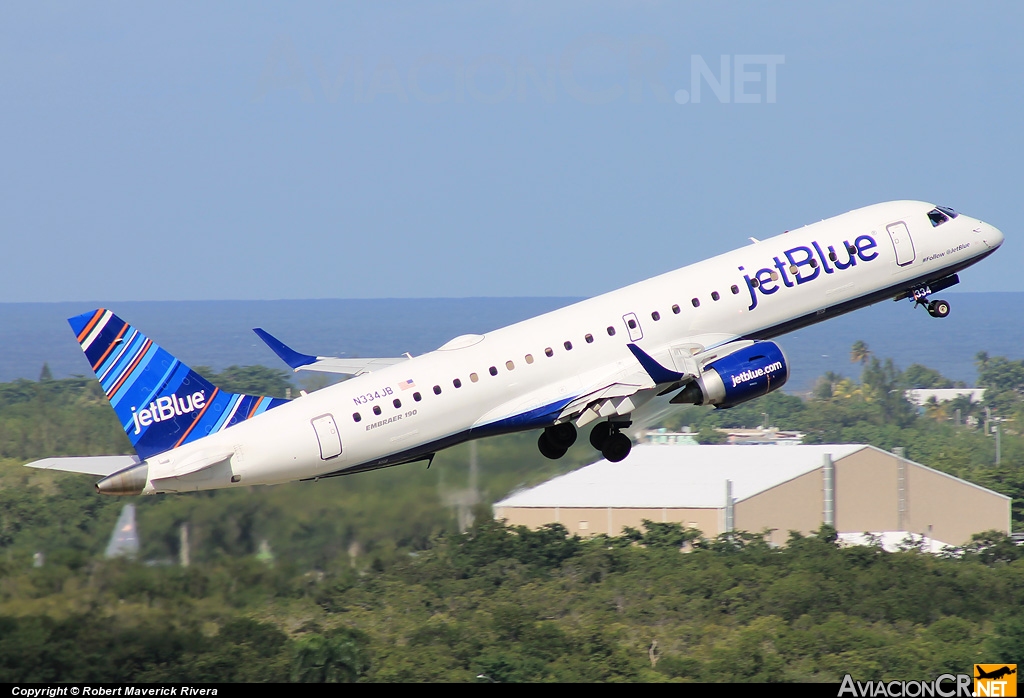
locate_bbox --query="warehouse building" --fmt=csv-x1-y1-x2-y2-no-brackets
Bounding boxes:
493,444,1010,548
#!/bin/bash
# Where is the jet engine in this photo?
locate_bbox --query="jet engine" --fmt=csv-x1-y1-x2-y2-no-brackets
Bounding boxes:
671,341,789,409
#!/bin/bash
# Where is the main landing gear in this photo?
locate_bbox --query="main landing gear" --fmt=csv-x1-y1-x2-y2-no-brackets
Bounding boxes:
538,422,577,460
588,421,633,463
537,420,634,463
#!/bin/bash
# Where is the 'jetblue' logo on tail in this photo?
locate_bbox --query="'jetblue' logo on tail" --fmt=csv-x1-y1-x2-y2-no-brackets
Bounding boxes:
131,391,207,435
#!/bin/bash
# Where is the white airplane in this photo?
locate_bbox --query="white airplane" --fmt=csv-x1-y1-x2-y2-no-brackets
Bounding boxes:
27,201,1004,495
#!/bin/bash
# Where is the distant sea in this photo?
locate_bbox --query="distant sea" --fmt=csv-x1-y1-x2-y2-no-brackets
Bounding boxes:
1,293,1021,394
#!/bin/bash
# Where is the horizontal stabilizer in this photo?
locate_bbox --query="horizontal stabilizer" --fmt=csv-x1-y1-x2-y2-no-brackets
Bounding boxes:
25,455,140,477
253,328,408,375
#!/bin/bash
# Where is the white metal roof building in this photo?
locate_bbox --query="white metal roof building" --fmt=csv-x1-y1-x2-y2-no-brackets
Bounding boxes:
493,444,1010,548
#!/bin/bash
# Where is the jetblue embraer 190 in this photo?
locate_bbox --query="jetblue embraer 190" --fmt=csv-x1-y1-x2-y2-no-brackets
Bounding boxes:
27,201,1004,495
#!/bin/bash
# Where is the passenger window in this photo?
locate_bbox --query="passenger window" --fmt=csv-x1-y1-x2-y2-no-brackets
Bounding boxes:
564,341,573,351
413,392,422,402
470,372,479,382
506,360,515,370
353,413,362,423
691,298,700,308
712,291,720,301
672,304,680,314
433,385,442,395
525,354,534,364
545,347,553,357
809,258,818,269
373,405,382,416
829,251,838,262
770,271,779,281
393,398,401,408
627,319,637,330
751,278,760,288
489,366,498,375
651,311,661,321
606,326,616,336
585,334,594,343
731,285,739,295
453,378,462,388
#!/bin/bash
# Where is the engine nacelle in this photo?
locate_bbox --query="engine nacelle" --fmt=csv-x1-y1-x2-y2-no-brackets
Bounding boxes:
671,341,789,409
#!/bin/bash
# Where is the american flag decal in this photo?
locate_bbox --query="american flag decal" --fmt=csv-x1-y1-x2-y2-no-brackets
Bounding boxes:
399,379,416,391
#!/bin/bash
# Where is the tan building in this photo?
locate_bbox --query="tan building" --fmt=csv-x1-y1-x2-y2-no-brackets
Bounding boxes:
493,444,1011,548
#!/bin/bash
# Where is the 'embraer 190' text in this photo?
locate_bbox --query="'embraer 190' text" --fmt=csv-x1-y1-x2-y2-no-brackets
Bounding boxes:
131,391,206,434
741,235,879,310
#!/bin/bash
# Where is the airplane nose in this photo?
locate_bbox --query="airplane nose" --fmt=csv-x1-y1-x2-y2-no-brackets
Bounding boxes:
984,223,1005,250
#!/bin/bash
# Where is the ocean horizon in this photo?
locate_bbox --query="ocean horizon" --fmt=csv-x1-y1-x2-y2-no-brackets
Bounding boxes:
2,292,1021,394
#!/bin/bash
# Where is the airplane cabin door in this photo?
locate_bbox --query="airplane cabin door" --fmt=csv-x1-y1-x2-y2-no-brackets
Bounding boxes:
886,221,916,266
622,313,643,341
311,414,342,460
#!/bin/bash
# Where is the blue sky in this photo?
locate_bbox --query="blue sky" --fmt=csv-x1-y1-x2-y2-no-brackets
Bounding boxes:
2,2,1021,302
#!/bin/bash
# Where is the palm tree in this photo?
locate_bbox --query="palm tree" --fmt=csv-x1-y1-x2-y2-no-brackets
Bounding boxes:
850,340,871,366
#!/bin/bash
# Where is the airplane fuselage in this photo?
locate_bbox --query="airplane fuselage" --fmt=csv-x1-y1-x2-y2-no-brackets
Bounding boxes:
125,200,1003,494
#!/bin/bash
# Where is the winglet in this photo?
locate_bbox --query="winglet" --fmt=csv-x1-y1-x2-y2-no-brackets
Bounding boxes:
253,328,316,370
627,343,684,384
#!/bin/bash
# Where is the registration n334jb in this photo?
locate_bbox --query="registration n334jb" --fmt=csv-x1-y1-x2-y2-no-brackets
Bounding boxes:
28,201,1004,495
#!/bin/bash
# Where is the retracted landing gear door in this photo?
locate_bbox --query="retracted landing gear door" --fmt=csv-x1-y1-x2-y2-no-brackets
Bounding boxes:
311,414,342,460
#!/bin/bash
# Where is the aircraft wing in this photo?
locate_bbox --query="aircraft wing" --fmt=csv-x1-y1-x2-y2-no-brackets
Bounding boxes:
558,335,743,427
253,328,409,376
25,455,140,477
473,339,725,431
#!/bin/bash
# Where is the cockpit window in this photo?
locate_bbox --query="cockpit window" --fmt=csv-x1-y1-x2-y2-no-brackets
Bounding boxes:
936,205,959,219
927,208,950,227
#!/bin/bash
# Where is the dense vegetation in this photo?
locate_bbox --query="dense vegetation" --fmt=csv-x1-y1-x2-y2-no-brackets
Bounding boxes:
0,348,1021,681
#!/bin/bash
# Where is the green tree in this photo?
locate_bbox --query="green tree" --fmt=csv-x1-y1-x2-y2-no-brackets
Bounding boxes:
902,364,953,389
850,340,872,366
291,629,371,683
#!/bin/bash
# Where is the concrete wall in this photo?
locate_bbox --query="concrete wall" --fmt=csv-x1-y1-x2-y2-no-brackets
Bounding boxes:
834,448,900,533
902,457,1010,545
494,505,720,538
734,468,825,547
494,446,1011,546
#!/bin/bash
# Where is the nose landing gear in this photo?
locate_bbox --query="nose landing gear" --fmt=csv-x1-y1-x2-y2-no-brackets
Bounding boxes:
926,299,950,318
903,276,959,319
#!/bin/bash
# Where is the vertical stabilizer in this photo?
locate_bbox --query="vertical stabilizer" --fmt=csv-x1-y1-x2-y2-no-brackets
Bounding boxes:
68,309,288,460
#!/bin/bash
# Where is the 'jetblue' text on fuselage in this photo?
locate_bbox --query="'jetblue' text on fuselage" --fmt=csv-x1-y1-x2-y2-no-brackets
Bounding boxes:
741,235,880,311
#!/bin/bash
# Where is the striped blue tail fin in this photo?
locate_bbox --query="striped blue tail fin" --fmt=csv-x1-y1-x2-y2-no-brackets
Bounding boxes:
68,309,288,460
